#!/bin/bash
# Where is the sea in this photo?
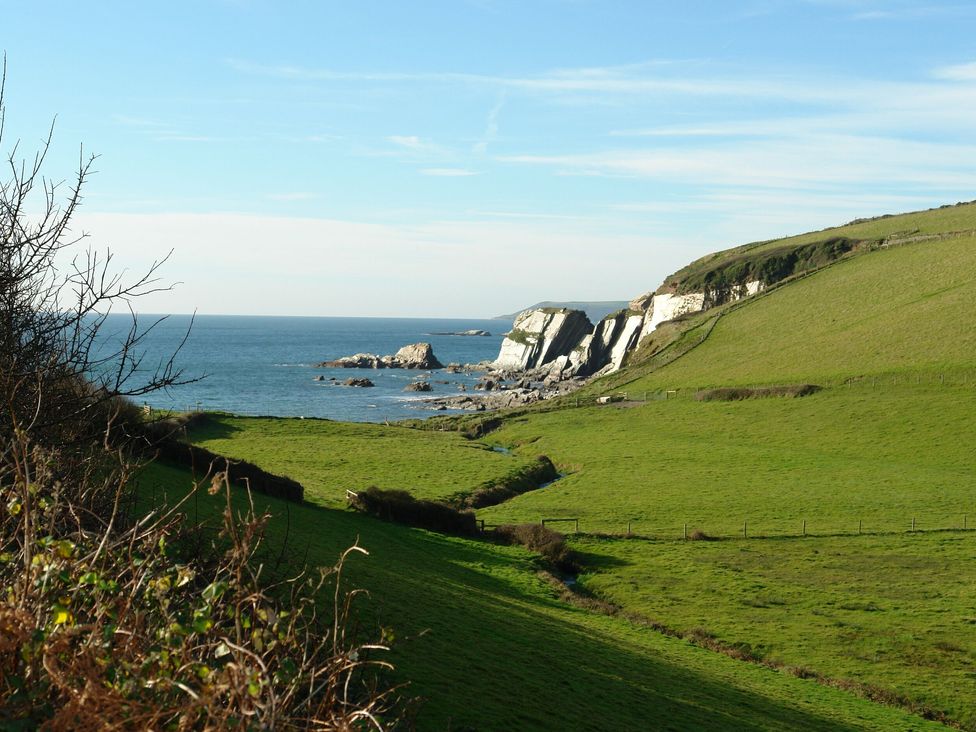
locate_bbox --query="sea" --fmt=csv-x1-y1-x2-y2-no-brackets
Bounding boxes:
95,314,507,422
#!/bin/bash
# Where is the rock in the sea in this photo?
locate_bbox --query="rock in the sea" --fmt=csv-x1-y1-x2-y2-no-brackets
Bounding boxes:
320,353,384,369
318,342,443,370
344,377,375,387
404,381,433,392
392,342,443,369
314,375,326,381
430,329,492,337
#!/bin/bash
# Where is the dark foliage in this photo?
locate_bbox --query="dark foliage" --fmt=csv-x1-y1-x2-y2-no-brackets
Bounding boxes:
155,439,305,502
348,487,479,536
461,455,558,509
669,237,859,301
695,384,822,402
492,524,580,574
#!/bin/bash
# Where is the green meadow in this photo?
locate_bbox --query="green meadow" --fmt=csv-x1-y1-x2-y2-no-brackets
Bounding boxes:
139,460,946,731
624,229,976,392
186,415,534,505
151,202,976,729
477,382,976,537
573,531,976,728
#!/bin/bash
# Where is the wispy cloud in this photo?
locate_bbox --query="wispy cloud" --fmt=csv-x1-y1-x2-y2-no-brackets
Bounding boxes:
420,168,479,177
225,57,852,104
501,134,976,189
473,92,506,154
934,61,976,81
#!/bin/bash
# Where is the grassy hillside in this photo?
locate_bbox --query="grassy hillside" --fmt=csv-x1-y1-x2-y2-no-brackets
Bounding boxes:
573,531,976,728
621,230,976,391
138,460,946,731
479,382,976,536
661,200,976,293
149,202,976,729
464,202,976,726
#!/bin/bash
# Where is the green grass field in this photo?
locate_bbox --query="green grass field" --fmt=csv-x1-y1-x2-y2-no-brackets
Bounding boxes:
572,531,976,728
477,382,976,537
150,202,976,729
186,415,537,506
138,460,945,730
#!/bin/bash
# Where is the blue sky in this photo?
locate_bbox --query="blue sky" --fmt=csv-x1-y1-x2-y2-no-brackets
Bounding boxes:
3,0,976,317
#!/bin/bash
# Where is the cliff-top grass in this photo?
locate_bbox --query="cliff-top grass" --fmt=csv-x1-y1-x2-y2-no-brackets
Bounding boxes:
620,228,976,393
663,199,976,290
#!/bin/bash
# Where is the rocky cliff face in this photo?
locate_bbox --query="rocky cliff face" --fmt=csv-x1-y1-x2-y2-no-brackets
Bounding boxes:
629,280,764,346
494,309,594,371
492,279,765,379
494,307,644,377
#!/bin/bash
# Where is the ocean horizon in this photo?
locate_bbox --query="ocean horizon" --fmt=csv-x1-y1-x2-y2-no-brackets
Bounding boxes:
97,313,507,422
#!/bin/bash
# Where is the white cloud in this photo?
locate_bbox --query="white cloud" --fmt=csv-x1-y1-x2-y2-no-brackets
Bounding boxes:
934,61,976,81
74,211,681,318
501,134,976,189
387,135,427,150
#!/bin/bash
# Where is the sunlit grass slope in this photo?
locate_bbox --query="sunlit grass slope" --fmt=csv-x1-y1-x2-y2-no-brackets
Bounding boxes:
138,461,945,731
479,382,976,536
187,415,532,505
623,230,976,392
663,200,976,291
573,531,976,728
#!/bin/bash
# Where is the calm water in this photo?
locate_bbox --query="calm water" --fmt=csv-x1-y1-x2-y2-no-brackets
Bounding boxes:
96,314,506,422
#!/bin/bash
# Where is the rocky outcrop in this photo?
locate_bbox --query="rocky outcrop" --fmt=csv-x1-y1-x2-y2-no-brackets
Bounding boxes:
631,280,765,345
488,276,767,381
403,381,432,392
494,309,593,371
344,377,375,387
491,307,645,379
392,343,443,369
319,342,443,370
430,329,492,337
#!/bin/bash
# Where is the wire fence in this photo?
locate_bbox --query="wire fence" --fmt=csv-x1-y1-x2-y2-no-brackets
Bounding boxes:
511,511,976,542
565,367,976,409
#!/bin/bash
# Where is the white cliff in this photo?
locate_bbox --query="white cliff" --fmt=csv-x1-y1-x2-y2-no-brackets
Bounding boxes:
493,280,765,379
494,309,594,371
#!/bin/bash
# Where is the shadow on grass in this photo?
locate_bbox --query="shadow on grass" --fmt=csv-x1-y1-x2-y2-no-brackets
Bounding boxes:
136,461,929,732
183,412,244,441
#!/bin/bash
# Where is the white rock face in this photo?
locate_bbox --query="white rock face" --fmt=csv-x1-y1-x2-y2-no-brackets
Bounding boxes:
635,280,765,347
608,314,645,370
494,309,594,371
646,292,707,332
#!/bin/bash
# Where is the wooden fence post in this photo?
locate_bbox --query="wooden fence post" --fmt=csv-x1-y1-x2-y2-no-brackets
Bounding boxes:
802,519,806,537
683,523,688,540
911,517,916,532
743,521,748,538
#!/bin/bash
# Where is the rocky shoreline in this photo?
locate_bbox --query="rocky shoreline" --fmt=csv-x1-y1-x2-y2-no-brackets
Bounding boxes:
317,340,591,414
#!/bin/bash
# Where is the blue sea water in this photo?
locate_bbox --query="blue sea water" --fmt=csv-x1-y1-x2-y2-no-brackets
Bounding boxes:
97,314,506,422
